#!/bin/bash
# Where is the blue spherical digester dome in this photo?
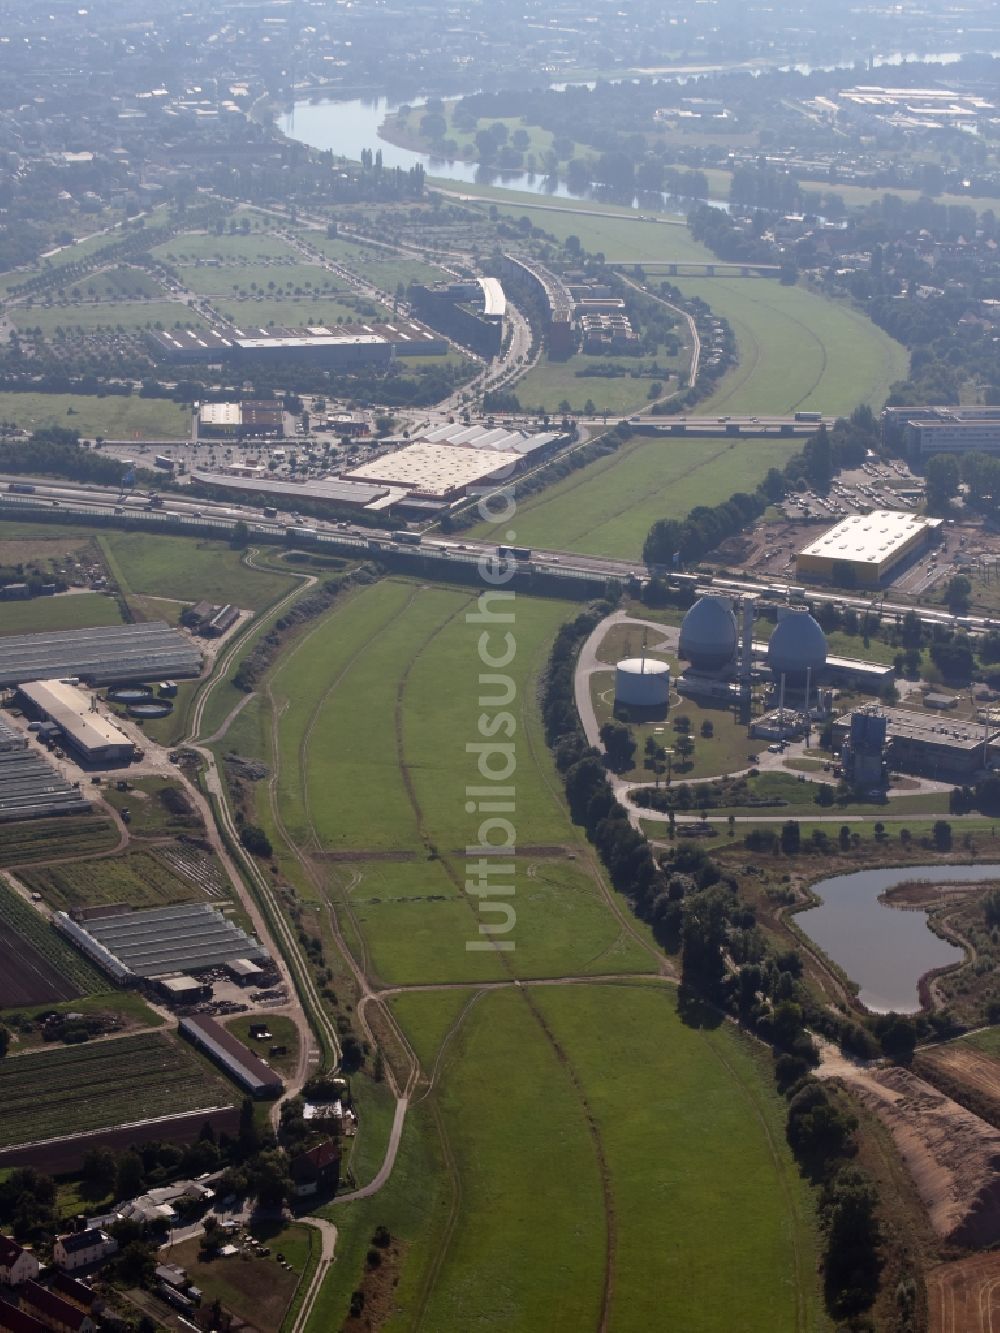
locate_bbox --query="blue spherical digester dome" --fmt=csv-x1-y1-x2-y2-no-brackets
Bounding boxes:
678,595,738,671
767,609,827,682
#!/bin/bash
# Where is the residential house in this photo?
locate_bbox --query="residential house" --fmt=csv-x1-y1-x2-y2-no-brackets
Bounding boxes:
51,1231,117,1273
289,1141,340,1198
0,1237,39,1288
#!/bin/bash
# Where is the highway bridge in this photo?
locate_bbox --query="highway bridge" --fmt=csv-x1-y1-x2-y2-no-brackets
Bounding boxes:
0,474,984,639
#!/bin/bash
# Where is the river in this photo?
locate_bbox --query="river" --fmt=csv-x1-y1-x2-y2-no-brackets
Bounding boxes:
796,862,999,1013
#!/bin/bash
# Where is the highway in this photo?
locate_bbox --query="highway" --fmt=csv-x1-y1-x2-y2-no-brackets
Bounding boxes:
0,472,986,637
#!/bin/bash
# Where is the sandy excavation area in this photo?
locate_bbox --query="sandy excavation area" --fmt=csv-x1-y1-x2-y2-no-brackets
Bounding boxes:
820,1057,1000,1248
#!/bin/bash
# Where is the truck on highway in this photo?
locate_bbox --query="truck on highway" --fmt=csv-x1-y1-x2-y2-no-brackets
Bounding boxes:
391,530,422,546
146,493,165,509
498,544,532,561
7,483,35,494
153,455,175,471
263,506,278,519
794,411,822,423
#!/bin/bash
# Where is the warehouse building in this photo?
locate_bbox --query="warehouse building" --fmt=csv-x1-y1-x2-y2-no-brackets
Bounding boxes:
420,422,564,461
795,511,942,587
232,331,394,369
55,903,269,982
189,469,389,512
179,1016,283,1098
343,442,522,500
0,623,202,689
832,705,1000,781
18,681,135,765
198,400,284,440
882,405,1000,457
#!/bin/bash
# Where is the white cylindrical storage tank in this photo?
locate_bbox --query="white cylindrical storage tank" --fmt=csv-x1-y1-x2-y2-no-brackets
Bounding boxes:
615,657,670,708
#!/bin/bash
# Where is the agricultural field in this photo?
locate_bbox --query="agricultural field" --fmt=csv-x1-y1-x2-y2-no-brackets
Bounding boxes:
17,847,222,912
0,993,164,1053
471,435,800,559
0,879,106,1005
0,391,189,440
215,295,377,329
299,232,451,291
671,278,909,416
180,262,343,301
0,592,123,636
100,532,295,609
0,815,119,868
513,351,678,416
152,232,306,266
0,1032,235,1148
491,202,710,264
99,777,206,840
14,301,204,337
252,575,826,1325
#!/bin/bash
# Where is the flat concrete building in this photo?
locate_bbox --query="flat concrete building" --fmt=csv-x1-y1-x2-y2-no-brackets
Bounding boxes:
18,680,135,764
344,442,522,499
796,510,941,586
883,406,1000,457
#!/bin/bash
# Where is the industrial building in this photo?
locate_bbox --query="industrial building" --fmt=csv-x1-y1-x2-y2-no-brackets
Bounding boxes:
344,442,523,500
614,657,670,709
55,903,270,982
179,1016,283,1098
198,400,284,439
17,681,135,765
795,511,942,587
0,623,202,689
832,705,1000,781
766,608,827,687
0,718,91,821
232,331,394,369
883,405,1000,457
188,469,389,513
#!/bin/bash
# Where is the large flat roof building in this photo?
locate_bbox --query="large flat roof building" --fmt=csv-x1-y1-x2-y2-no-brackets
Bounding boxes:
795,510,941,586
0,622,201,688
883,406,1000,457
343,442,522,499
179,1016,283,1098
189,469,389,510
832,705,1000,780
18,680,135,765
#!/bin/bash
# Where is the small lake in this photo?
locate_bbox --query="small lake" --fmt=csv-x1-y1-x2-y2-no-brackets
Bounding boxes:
796,863,1000,1013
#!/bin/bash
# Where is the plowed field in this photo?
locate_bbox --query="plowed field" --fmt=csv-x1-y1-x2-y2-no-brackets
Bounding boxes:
928,1253,1000,1333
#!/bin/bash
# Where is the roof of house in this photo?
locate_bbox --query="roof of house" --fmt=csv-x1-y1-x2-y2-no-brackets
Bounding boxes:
291,1140,340,1176
56,1229,111,1254
48,1272,97,1309
0,1234,26,1268
0,1303,48,1333
22,1281,92,1332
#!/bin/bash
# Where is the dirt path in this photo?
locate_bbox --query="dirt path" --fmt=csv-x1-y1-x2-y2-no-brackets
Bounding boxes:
289,1216,339,1333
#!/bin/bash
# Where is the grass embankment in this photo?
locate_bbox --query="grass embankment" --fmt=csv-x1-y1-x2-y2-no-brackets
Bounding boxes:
247,576,827,1328
671,277,908,416
471,435,799,559
100,533,296,610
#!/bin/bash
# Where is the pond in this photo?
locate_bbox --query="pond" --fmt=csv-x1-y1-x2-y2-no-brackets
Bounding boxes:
796,862,1000,1013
